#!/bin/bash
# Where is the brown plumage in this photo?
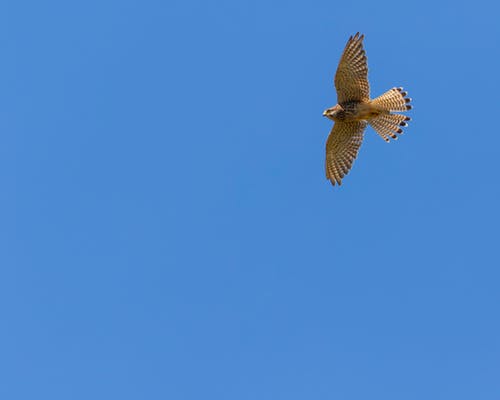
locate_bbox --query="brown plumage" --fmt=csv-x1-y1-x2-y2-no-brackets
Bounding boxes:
325,121,366,184
323,33,412,186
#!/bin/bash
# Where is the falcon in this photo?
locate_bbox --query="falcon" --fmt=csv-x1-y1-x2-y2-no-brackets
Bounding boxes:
323,33,412,186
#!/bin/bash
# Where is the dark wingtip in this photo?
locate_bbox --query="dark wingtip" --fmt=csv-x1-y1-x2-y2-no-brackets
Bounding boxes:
352,32,363,41
329,177,341,186
406,105,413,110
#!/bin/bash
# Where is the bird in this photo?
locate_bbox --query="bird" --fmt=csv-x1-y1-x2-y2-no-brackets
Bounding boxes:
323,33,412,186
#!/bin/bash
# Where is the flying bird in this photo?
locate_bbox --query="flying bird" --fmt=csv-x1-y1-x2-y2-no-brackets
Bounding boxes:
323,33,412,186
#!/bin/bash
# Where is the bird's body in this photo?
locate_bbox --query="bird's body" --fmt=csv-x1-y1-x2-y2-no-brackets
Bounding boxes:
323,33,412,186
324,101,386,122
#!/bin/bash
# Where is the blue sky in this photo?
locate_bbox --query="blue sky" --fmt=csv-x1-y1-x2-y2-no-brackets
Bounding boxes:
2,0,500,399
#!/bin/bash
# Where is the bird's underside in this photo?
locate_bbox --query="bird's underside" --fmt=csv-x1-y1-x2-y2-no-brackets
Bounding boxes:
323,33,412,186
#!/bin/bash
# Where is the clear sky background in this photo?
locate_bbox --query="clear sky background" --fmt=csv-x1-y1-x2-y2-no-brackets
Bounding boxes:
2,0,500,399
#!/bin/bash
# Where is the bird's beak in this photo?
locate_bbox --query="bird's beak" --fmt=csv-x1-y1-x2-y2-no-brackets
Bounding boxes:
322,110,327,117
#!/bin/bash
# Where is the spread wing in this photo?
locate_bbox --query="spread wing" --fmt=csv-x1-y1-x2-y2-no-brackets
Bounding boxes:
325,120,367,186
334,33,370,103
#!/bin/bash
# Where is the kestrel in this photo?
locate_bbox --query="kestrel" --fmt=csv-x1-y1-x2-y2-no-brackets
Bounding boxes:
323,33,412,186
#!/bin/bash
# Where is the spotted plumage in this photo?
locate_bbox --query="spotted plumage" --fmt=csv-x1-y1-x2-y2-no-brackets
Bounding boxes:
323,33,412,186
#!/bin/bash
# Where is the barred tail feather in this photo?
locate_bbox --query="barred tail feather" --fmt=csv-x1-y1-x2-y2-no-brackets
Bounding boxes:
371,87,412,112
369,114,411,142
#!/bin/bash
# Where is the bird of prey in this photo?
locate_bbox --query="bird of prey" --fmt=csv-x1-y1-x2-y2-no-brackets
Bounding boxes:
323,33,412,186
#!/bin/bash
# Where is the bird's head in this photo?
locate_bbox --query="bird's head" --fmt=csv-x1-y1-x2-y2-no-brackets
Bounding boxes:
323,104,343,121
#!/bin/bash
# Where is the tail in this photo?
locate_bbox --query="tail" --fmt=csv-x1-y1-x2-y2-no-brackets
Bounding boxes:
369,114,410,142
369,87,412,142
371,87,412,112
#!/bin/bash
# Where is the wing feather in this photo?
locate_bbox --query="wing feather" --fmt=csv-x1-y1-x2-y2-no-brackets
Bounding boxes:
334,33,370,103
325,120,367,186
